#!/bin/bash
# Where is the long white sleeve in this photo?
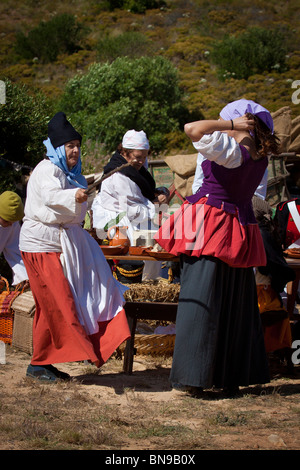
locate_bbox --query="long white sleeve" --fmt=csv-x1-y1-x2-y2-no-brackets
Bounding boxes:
192,131,242,168
192,153,205,194
0,223,28,284
24,159,81,224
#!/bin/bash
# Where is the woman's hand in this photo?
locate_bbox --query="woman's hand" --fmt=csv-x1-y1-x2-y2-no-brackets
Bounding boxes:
232,114,255,131
157,193,168,204
154,187,170,205
75,188,88,203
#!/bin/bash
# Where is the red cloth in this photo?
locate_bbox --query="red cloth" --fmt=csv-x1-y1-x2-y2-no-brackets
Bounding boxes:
155,197,266,268
21,251,130,367
286,206,300,246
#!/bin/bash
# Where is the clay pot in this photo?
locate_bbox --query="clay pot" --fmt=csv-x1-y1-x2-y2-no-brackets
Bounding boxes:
107,225,130,253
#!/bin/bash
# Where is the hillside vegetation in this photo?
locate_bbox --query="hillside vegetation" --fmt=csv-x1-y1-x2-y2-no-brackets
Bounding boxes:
0,0,300,172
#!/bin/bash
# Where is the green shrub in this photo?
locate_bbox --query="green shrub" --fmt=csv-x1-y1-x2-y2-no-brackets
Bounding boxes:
0,161,22,195
60,56,192,155
106,0,166,13
210,27,288,80
14,13,87,64
0,79,52,171
97,32,152,63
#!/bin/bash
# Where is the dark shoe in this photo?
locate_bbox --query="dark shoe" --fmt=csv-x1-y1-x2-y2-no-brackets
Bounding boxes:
44,365,71,381
26,364,58,383
172,382,203,397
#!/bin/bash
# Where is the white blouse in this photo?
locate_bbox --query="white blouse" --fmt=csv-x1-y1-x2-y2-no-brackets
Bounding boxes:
19,158,127,335
191,132,268,199
19,159,87,252
0,222,28,284
92,172,156,243
192,131,242,168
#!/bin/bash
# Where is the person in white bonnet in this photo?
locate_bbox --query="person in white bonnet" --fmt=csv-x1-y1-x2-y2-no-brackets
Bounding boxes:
92,129,169,280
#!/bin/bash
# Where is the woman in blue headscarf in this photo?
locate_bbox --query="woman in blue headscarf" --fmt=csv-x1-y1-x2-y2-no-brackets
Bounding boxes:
20,112,130,382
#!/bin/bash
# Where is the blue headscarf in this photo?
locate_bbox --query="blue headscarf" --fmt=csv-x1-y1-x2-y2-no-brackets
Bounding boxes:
43,137,87,189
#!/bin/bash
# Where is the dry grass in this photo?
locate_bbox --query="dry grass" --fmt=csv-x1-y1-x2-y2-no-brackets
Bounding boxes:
0,347,300,451
123,279,180,303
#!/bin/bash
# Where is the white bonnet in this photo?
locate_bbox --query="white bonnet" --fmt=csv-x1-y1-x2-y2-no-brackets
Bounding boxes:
122,130,150,150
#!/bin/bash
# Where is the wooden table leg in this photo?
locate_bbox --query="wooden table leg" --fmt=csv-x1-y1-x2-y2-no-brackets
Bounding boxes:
122,314,137,375
122,301,178,374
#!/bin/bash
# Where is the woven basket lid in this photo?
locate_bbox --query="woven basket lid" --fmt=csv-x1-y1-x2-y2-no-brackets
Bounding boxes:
11,290,35,314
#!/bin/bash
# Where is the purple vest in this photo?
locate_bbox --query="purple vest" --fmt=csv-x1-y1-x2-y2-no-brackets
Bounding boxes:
186,145,268,226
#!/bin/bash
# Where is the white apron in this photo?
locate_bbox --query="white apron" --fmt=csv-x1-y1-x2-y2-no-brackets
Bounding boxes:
60,224,128,335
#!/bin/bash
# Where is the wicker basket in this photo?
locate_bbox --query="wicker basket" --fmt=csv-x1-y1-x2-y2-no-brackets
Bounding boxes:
0,278,23,344
0,310,14,344
119,333,175,356
11,290,35,354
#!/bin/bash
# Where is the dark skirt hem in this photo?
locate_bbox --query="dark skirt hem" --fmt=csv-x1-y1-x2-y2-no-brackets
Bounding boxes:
169,255,270,389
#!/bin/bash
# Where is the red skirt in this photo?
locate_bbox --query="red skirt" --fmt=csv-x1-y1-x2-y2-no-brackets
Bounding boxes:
21,252,130,367
155,198,266,268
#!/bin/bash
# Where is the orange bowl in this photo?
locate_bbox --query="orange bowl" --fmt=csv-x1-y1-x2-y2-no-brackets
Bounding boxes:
128,246,150,256
144,248,177,260
100,245,128,256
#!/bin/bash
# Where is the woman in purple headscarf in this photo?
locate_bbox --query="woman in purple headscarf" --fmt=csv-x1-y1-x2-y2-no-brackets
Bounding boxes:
155,99,280,396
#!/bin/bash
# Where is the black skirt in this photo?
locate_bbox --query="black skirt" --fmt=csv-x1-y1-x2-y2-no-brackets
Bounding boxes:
170,255,270,389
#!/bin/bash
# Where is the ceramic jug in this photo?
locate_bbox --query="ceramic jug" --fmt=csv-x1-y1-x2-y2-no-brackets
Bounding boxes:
107,225,130,252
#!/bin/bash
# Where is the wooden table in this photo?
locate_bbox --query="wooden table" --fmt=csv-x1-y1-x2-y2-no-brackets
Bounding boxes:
105,253,300,373
104,253,179,262
104,252,179,374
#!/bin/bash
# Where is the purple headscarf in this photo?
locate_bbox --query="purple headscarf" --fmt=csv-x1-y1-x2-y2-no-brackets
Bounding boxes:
219,99,274,133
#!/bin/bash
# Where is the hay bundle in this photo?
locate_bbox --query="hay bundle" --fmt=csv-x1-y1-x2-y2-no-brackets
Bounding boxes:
123,279,180,303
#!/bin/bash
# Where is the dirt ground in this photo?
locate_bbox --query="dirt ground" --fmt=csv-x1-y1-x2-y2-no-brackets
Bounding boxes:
0,343,300,452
